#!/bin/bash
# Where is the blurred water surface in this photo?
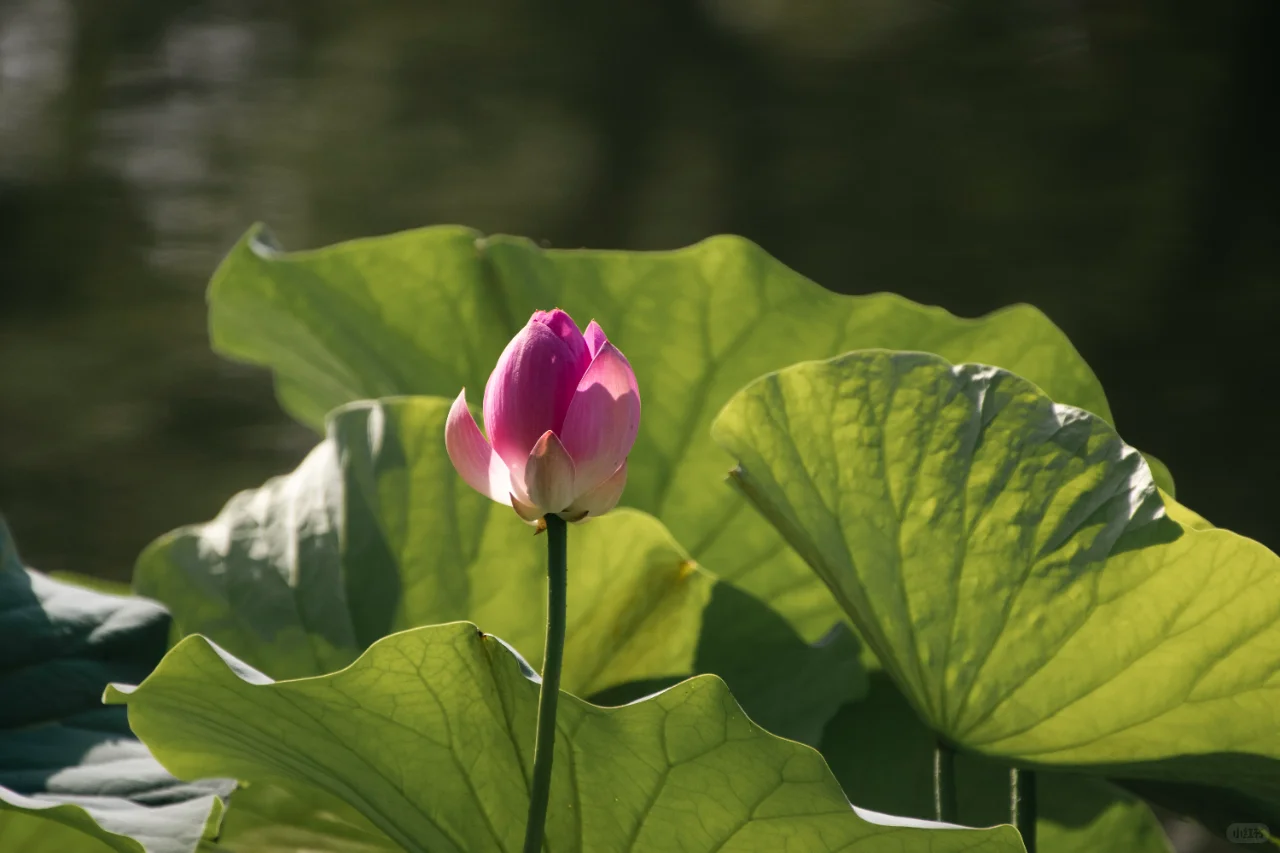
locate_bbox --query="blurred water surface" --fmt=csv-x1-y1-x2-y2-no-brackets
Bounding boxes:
0,0,1276,583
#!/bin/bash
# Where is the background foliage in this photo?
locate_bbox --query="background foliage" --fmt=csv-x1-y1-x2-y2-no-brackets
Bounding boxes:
1,0,1277,589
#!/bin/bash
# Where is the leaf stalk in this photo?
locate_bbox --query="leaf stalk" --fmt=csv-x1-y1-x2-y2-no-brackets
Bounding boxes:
1011,767,1037,853
522,513,568,853
934,738,958,823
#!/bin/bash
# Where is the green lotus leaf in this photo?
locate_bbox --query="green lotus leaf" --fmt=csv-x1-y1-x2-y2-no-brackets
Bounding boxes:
821,672,1171,853
198,783,397,853
46,571,136,597
207,225,1117,638
0,793,224,853
108,623,1026,853
135,395,861,746
1139,453,1176,500
710,349,1280,832
0,519,231,853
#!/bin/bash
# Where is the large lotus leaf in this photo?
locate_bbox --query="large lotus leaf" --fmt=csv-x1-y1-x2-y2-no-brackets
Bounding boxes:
207,225,1118,639
710,350,1280,829
108,623,1026,853
135,396,862,746
821,673,1171,853
199,784,397,853
0,520,231,853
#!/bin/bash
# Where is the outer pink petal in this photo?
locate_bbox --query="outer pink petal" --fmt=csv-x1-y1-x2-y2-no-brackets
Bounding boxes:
558,342,641,494
524,430,577,514
563,459,628,521
444,390,512,505
483,321,578,472
583,320,609,359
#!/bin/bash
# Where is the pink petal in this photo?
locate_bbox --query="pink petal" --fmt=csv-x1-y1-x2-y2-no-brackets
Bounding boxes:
558,342,641,494
523,430,577,514
533,309,592,379
483,320,582,472
444,390,512,505
563,459,628,521
511,493,543,526
583,320,609,359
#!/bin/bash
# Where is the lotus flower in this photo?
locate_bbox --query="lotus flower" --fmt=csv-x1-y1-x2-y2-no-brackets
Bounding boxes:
445,309,640,524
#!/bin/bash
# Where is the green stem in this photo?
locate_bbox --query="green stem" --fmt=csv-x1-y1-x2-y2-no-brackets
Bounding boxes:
522,514,568,853
1011,768,1037,853
934,739,957,823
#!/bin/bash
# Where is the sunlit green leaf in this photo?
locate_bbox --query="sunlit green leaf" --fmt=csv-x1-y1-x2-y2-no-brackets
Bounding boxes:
0,519,230,853
109,624,1026,853
208,225,1115,638
710,350,1280,832
136,396,862,746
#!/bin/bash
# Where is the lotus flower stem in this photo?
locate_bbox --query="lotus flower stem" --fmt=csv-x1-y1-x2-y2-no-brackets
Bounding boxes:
1011,768,1037,853
934,739,957,823
522,513,568,853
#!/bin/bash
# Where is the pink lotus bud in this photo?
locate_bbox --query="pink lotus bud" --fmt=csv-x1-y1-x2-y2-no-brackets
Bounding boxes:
445,309,640,524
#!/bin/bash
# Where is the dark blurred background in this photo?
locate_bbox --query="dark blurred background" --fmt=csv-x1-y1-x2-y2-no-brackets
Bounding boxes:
1,0,1277,584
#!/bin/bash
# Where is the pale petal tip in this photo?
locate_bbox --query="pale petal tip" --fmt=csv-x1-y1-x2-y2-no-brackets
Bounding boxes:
524,430,577,513
512,493,543,525
583,320,609,357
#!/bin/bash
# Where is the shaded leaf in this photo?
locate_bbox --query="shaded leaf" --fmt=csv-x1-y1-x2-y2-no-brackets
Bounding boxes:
199,783,397,853
0,520,230,853
821,672,1171,853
